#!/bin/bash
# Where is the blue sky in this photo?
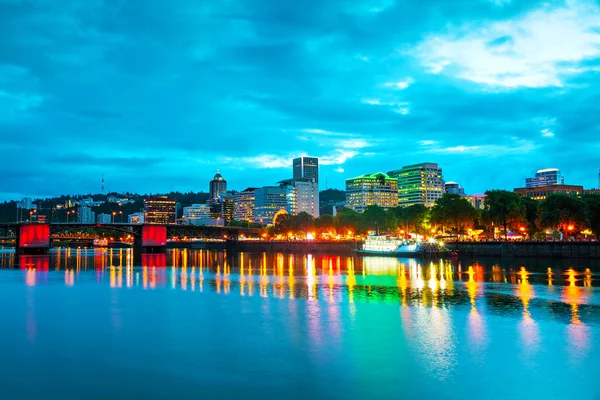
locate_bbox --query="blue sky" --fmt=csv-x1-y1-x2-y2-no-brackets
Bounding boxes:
1,0,599,200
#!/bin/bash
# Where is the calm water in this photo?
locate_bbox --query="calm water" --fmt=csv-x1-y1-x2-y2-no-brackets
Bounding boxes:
1,248,600,399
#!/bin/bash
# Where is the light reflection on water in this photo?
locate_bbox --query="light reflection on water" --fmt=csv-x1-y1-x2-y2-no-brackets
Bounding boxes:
1,248,600,399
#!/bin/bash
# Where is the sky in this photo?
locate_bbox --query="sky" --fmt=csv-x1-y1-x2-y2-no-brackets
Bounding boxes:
1,0,600,200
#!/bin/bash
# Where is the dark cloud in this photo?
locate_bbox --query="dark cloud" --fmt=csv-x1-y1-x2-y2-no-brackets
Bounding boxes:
0,0,599,200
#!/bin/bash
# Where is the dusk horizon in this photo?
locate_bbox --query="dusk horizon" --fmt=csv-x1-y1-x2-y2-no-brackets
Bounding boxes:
2,0,600,200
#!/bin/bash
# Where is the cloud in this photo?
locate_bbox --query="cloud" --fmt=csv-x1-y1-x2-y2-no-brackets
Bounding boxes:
383,77,414,90
421,139,538,157
335,167,345,173
541,129,555,138
414,0,600,88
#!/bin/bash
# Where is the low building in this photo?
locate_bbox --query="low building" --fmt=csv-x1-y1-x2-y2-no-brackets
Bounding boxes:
78,206,95,224
144,196,176,224
345,172,398,213
183,204,213,225
514,184,584,201
128,212,145,224
467,194,486,210
97,213,112,224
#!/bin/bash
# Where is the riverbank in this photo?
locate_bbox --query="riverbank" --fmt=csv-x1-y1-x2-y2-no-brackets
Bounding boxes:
446,241,600,259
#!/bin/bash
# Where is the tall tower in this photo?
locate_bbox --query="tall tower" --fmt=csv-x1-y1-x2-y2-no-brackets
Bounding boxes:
209,171,227,200
293,157,319,183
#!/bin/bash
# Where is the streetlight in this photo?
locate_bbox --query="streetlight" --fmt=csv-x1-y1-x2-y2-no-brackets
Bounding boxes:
118,210,123,223
29,209,37,223
112,211,117,224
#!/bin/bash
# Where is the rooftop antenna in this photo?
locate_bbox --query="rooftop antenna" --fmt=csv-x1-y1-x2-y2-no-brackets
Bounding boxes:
102,172,105,193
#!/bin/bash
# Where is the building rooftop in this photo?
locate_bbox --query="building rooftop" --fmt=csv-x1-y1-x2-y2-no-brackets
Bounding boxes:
347,172,397,181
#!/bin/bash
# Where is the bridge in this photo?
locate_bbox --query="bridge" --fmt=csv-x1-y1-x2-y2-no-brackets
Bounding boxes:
0,223,262,255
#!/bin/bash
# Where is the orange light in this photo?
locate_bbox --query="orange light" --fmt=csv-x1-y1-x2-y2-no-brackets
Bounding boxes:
568,225,574,231
519,227,525,232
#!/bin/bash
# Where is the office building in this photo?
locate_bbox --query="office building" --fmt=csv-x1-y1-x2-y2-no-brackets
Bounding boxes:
97,213,112,224
209,171,227,200
253,184,296,225
467,194,486,210
293,157,319,183
78,206,95,224
128,212,145,224
514,184,584,201
144,196,176,224
389,162,444,207
209,191,235,225
345,172,398,213
234,188,257,223
445,181,465,196
525,168,564,188
183,204,212,225
279,178,319,218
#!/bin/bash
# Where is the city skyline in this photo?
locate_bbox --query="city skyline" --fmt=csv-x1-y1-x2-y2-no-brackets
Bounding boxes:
2,0,600,200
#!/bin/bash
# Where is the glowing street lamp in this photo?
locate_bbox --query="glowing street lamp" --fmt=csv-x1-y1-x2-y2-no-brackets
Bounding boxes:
112,211,117,224
29,209,37,222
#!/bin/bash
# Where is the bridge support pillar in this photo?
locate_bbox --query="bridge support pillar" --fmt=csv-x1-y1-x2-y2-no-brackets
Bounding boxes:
225,238,239,254
16,224,50,255
133,225,167,257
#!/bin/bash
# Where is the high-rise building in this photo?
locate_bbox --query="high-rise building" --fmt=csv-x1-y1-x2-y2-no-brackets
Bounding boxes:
234,188,257,223
253,184,295,225
445,181,465,196
144,196,176,224
345,172,398,213
525,168,564,188
183,204,211,225
97,213,112,224
78,206,95,224
209,171,227,200
279,178,319,218
388,162,444,208
209,191,235,225
293,157,319,183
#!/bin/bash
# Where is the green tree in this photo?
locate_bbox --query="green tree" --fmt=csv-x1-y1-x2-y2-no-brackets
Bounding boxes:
582,194,600,239
393,204,430,235
335,208,362,234
522,197,539,237
314,214,335,235
290,212,314,233
430,193,476,240
484,190,526,240
362,205,388,233
537,193,588,238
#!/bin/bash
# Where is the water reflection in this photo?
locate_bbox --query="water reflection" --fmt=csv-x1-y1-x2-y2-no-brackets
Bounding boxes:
1,249,599,328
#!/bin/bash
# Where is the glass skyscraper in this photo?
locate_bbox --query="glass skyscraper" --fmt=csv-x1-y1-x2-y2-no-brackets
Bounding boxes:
293,157,319,183
525,168,564,188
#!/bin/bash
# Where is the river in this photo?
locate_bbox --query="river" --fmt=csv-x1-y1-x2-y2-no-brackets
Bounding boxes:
0,248,599,399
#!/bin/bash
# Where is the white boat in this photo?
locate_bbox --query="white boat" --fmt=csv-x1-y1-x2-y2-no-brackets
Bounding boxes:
93,238,109,247
356,235,453,257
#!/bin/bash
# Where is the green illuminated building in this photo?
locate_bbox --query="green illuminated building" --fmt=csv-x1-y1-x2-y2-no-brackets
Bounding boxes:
345,172,398,213
388,162,444,207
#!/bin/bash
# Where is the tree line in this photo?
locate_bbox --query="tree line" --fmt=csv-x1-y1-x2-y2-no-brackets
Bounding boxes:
267,191,600,240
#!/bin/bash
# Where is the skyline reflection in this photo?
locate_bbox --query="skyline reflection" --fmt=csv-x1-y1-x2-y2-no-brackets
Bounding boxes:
0,249,598,329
